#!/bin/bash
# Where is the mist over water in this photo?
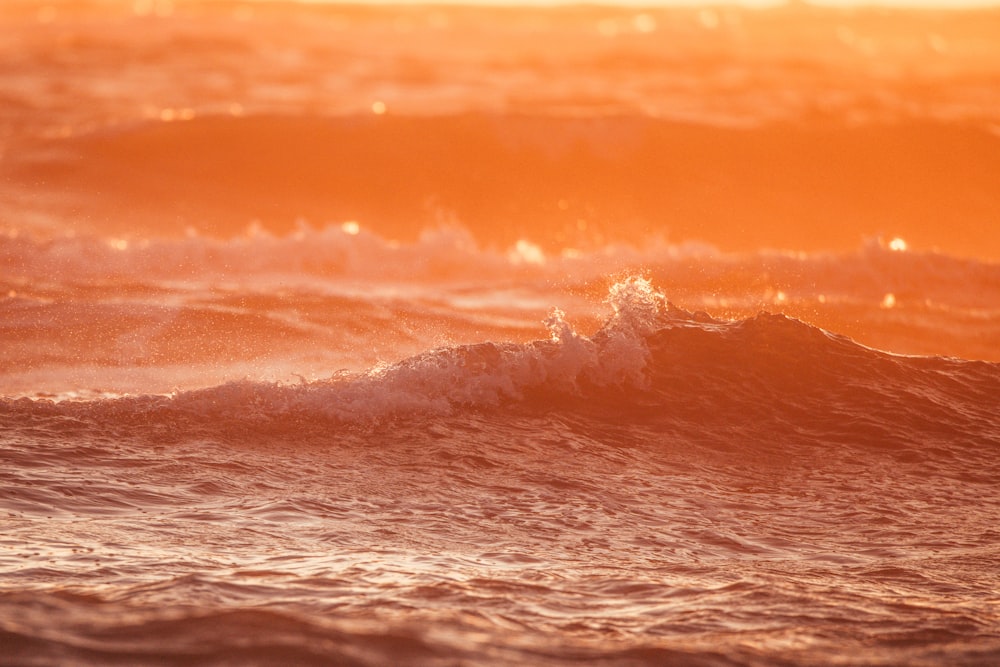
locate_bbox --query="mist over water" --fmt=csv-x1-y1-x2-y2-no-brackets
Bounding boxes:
2,2,1000,665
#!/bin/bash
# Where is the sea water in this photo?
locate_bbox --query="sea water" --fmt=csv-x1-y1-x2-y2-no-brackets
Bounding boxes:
2,2,1000,665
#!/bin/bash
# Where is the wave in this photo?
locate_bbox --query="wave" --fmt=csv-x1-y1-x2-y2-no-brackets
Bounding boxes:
3,228,1000,382
0,589,805,667
4,223,1000,324
3,581,999,667
0,591,454,667
4,221,1000,293
5,279,998,462
5,114,1000,261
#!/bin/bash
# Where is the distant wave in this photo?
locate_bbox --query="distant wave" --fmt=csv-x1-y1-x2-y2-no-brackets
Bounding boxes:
5,114,1000,260
3,223,998,296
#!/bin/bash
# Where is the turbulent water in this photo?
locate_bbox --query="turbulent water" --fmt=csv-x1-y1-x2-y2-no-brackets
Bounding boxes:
2,2,1000,666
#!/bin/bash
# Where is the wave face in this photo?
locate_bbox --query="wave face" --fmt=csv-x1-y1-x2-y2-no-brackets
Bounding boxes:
3,3,1000,666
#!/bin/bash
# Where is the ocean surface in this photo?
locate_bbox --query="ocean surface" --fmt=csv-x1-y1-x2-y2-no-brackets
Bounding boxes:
2,2,1000,665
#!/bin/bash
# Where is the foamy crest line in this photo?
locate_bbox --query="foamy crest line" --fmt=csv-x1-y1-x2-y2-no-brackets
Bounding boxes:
1,224,634,284
164,278,667,423
5,226,997,308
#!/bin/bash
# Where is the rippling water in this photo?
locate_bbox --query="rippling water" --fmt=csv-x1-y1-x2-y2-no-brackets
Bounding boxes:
2,2,1000,665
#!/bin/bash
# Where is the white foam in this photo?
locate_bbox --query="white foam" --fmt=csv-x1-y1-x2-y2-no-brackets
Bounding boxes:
164,278,672,423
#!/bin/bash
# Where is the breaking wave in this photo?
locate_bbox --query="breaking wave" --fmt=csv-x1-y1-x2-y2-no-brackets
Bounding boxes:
4,279,997,471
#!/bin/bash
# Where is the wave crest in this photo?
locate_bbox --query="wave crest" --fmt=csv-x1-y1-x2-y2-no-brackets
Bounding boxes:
3,279,998,457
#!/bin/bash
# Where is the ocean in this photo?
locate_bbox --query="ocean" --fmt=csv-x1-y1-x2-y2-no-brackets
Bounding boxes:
2,1,1000,665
